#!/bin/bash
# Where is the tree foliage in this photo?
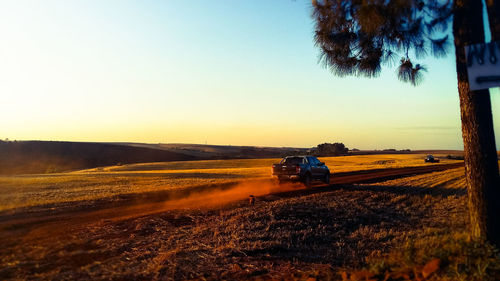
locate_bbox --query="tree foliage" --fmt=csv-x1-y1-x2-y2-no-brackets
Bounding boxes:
312,0,453,85
314,142,349,156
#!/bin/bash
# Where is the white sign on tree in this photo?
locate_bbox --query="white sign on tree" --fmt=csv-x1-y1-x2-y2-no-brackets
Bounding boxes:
465,41,500,91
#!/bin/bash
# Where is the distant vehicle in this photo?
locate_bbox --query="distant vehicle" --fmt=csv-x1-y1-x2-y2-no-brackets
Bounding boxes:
272,156,330,187
425,155,440,163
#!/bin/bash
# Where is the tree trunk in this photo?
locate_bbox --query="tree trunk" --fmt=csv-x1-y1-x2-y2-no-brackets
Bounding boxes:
486,0,500,39
453,0,500,246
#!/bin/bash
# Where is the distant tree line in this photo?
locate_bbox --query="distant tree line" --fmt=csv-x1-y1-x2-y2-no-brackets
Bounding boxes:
310,144,412,156
312,142,348,156
382,148,411,152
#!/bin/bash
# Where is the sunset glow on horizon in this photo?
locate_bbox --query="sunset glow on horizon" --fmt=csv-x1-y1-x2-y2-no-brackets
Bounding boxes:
1,0,499,150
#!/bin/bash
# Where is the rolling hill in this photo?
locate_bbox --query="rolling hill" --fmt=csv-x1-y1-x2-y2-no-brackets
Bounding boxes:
0,141,198,175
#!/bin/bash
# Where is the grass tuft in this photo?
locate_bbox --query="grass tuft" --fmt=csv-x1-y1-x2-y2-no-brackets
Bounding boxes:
349,233,500,281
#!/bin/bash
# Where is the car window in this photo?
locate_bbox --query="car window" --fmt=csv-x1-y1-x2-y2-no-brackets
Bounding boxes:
307,157,318,165
282,157,304,165
313,157,320,164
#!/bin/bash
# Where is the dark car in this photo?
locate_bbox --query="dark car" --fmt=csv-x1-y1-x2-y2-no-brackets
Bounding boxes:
272,156,331,187
425,155,440,163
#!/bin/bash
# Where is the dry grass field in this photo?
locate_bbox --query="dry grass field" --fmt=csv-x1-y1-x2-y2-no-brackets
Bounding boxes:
0,154,460,212
2,154,499,280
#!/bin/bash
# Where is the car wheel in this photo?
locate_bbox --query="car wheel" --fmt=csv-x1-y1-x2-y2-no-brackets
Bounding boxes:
323,173,330,184
303,174,312,187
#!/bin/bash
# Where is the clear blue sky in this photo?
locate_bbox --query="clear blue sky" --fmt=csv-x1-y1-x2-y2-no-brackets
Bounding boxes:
0,0,498,149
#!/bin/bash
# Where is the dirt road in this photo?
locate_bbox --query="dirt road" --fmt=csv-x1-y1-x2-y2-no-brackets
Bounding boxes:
332,162,464,184
0,163,463,243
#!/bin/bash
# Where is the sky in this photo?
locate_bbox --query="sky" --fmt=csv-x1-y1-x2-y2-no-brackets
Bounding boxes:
0,0,499,150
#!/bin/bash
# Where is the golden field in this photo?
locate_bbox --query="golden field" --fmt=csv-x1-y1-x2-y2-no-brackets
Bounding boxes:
0,154,462,212
4,152,499,280
5,153,500,280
